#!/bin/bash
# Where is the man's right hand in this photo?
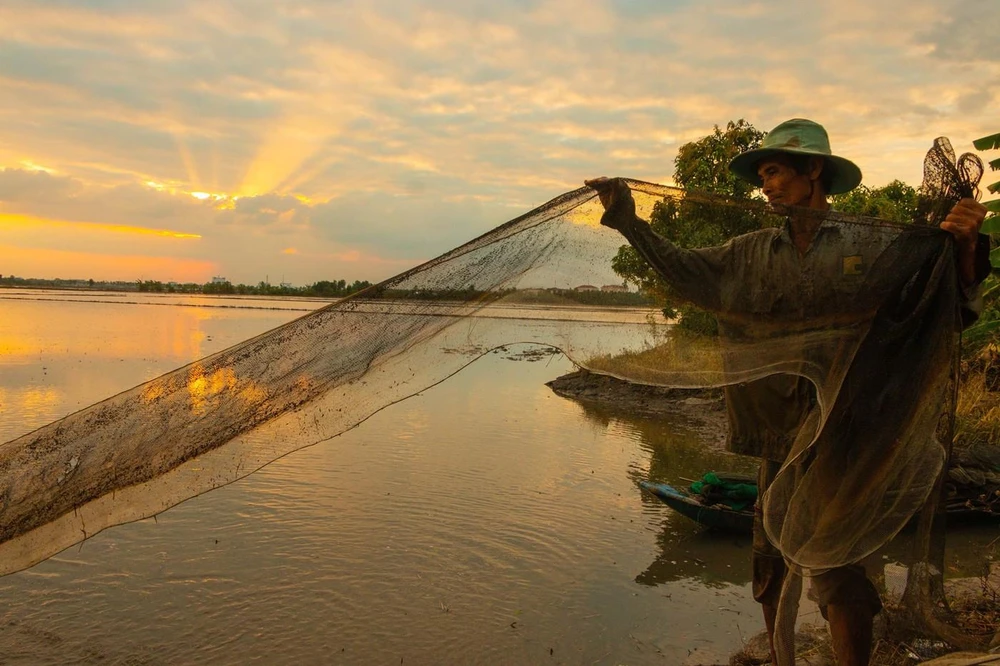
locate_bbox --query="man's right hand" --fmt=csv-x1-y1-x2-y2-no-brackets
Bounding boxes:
584,177,636,231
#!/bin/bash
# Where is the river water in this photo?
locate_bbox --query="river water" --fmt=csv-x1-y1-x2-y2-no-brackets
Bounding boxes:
0,289,994,665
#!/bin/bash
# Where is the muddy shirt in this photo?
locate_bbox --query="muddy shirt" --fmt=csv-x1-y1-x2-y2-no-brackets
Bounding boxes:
617,214,987,461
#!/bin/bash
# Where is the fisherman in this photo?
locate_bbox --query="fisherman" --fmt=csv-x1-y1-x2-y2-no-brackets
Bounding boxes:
586,118,988,666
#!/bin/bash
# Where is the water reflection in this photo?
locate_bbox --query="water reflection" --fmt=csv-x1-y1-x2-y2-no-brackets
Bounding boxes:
564,388,760,590
0,294,767,665
568,377,1000,600
9,293,993,664
0,296,305,441
637,528,752,588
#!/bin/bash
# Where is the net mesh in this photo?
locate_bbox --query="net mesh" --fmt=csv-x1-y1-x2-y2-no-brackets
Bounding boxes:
0,138,988,660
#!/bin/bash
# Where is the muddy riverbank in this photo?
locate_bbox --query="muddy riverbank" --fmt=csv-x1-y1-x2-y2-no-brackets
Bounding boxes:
546,368,1000,665
546,369,729,449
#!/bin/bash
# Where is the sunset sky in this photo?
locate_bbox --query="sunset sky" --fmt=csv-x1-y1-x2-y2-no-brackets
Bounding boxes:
1,0,997,286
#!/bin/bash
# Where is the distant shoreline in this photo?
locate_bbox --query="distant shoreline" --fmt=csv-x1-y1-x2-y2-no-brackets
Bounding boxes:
0,275,374,299
1,284,656,309
0,284,335,302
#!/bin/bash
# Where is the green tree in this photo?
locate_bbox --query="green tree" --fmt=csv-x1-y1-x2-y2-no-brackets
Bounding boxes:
831,180,919,223
672,119,766,199
611,119,767,334
136,279,165,292
203,280,235,295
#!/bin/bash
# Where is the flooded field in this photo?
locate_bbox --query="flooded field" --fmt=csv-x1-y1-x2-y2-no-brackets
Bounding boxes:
0,289,996,664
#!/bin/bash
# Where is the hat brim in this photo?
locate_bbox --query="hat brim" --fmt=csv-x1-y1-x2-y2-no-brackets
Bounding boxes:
729,147,862,195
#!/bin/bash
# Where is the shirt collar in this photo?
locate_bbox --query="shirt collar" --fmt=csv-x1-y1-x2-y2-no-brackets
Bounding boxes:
773,215,842,250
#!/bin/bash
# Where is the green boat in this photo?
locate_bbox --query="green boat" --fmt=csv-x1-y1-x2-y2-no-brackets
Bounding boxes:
640,475,1000,534
639,478,755,534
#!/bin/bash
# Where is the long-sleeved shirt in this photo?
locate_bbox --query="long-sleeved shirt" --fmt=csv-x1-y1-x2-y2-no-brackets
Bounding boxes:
615,211,989,461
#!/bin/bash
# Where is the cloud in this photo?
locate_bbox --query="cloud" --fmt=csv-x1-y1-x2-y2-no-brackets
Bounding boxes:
215,194,310,231
310,189,505,259
1,0,999,284
0,168,78,202
0,168,211,231
920,0,1000,62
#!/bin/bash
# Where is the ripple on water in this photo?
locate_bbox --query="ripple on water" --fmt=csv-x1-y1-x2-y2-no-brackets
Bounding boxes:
0,300,772,665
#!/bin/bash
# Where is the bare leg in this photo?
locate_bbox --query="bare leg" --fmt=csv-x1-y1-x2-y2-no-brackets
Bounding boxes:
826,603,873,666
762,603,778,664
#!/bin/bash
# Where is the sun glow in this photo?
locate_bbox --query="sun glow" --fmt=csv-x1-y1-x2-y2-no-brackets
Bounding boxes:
238,114,341,197
19,160,57,173
0,212,201,239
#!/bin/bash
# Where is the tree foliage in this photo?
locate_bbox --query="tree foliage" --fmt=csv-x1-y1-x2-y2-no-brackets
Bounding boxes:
612,119,767,334
831,180,919,223
672,119,767,198
964,133,1000,356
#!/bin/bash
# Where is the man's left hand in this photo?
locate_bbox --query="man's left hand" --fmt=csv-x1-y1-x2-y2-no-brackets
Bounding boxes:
940,198,987,286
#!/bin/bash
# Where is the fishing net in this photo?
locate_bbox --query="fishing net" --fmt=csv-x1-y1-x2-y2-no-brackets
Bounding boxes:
0,138,989,661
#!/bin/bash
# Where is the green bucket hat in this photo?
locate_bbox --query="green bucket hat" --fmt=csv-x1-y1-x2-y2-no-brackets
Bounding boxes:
728,118,862,195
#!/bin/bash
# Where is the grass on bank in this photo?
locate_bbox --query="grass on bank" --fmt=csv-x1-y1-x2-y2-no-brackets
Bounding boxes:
955,350,1000,452
585,327,726,386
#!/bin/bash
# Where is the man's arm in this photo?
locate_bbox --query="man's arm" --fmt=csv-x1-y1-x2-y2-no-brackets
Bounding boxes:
939,198,990,326
940,198,988,287
585,177,729,311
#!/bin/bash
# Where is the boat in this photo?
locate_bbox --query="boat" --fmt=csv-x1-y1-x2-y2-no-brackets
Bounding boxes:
639,479,754,534
640,475,1000,535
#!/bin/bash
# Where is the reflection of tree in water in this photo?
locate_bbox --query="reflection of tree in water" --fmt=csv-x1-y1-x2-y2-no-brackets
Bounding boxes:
633,407,757,588
637,524,752,588
560,381,1000,599
562,390,760,589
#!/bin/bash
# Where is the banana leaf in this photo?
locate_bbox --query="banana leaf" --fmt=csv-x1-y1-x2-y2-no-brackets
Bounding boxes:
990,246,1000,268
964,318,1000,345
974,133,1000,151
981,214,1000,234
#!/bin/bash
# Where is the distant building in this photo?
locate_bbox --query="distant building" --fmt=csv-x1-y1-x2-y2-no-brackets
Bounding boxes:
601,284,628,293
211,276,229,284
574,284,599,292
280,282,293,289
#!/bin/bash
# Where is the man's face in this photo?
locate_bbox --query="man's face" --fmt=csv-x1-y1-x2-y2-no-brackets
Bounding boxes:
756,155,815,207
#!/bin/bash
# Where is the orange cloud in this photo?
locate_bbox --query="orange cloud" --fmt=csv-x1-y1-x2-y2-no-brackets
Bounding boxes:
0,212,201,239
